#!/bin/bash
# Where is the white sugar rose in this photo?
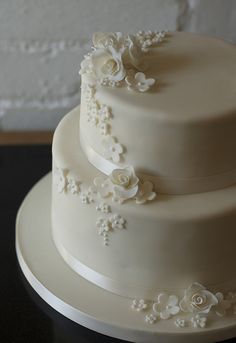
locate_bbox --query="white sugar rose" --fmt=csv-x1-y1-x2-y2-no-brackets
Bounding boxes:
91,45,126,82
92,32,124,50
180,282,218,314
110,166,139,203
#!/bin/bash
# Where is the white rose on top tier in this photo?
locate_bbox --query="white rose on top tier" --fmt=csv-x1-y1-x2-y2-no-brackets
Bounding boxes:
80,31,165,91
91,44,126,83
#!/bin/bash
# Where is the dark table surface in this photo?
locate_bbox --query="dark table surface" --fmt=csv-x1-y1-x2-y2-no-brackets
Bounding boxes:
0,144,235,343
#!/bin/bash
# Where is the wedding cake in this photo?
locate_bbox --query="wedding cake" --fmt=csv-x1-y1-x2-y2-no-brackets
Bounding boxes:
51,31,236,328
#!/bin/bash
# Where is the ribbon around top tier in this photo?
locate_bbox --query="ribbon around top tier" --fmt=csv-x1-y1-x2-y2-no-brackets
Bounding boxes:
80,131,236,195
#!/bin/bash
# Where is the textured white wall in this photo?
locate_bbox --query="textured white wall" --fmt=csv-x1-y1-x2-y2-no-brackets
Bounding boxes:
0,0,235,130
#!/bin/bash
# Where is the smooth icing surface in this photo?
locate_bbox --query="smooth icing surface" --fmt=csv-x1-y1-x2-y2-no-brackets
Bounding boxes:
52,107,236,299
80,32,236,193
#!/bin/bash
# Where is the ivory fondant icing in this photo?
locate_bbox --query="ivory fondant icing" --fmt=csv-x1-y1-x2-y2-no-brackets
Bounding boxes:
52,107,236,300
80,32,236,194
51,31,236,329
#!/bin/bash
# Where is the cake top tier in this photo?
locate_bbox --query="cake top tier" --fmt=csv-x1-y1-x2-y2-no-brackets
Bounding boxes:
80,31,236,195
80,31,236,121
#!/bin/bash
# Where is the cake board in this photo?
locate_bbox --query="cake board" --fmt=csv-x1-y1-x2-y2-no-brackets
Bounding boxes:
15,173,236,343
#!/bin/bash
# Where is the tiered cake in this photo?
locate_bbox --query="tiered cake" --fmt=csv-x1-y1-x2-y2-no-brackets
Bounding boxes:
51,31,236,328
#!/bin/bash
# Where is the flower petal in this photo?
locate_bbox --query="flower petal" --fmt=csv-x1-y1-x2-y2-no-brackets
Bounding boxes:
160,309,171,320
114,143,123,154
135,72,146,83
130,175,139,188
147,78,155,86
157,293,169,304
167,295,179,307
186,282,205,298
148,191,156,201
215,292,223,302
153,302,164,314
113,184,139,200
139,85,149,92
179,297,193,313
169,306,180,315
203,290,218,307
112,153,119,163
142,180,153,193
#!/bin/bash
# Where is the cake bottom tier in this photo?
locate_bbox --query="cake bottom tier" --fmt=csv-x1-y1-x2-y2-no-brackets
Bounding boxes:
52,107,236,299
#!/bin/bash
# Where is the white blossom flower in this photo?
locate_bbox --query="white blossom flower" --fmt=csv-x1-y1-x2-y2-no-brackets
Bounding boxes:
191,314,207,328
109,214,126,230
179,283,218,314
80,187,96,204
135,180,156,204
96,218,111,235
94,176,113,198
125,72,155,92
98,104,112,122
54,168,68,193
102,136,123,163
145,313,157,324
153,293,180,320
110,166,139,203
175,318,187,328
131,299,148,312
213,292,231,317
67,177,80,194
96,202,111,214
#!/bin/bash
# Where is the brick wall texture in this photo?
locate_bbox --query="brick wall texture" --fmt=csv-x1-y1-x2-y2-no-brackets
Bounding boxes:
0,0,235,130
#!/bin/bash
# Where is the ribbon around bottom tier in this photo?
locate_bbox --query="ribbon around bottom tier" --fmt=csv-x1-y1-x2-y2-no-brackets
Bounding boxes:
53,232,236,300
80,131,236,195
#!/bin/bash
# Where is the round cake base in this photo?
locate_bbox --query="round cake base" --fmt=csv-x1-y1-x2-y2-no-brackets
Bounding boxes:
15,173,236,343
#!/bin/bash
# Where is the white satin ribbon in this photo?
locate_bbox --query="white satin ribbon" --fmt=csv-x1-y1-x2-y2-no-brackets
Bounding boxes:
80,131,236,195
52,234,182,299
53,236,159,299
53,232,236,300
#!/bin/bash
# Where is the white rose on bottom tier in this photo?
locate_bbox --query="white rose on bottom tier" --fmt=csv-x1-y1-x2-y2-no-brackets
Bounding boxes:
110,166,139,203
179,283,218,314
